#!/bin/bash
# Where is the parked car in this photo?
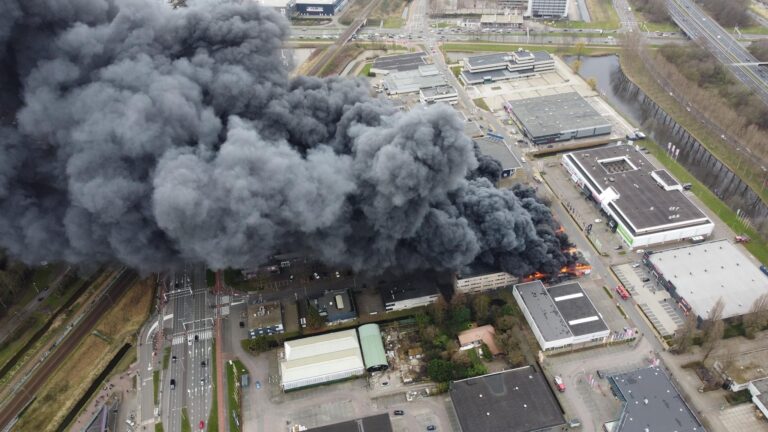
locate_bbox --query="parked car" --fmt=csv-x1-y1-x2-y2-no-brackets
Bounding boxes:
641,277,651,282
170,379,176,390
394,410,405,416
568,418,582,428
554,375,566,392
172,355,177,363
427,426,436,431
239,321,245,328
255,380,261,389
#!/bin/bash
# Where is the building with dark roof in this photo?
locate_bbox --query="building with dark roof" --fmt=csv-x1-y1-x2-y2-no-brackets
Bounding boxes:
460,49,554,85
562,144,714,249
506,92,611,145
294,0,347,15
370,52,426,76
307,414,393,432
450,366,565,432
609,366,703,432
379,276,441,312
513,280,610,350
310,289,356,324
474,136,523,179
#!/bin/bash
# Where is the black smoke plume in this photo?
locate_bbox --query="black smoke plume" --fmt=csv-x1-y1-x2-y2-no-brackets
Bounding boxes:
0,0,573,276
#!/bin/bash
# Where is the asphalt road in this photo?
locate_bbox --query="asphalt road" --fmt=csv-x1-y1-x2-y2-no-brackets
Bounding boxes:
666,0,768,105
162,266,213,432
0,268,137,431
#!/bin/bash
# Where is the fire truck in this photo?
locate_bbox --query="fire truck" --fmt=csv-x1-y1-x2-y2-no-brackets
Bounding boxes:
616,284,631,300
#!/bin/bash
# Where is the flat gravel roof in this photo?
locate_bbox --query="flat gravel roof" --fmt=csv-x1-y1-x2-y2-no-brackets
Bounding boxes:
547,282,609,336
372,52,426,72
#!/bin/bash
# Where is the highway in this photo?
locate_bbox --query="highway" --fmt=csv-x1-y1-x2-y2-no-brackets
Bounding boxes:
0,268,137,431
666,0,768,105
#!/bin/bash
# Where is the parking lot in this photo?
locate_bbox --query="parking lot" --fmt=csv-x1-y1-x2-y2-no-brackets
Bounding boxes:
613,263,684,337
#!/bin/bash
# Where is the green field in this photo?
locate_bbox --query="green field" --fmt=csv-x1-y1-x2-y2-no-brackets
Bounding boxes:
181,407,191,432
153,370,160,405
162,347,171,370
207,341,219,431
473,98,490,111
441,42,621,56
359,63,373,77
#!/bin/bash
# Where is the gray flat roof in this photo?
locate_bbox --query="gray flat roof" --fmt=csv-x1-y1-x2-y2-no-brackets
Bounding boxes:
647,240,768,319
464,52,511,68
420,84,457,97
378,274,440,304
547,282,609,336
514,281,572,342
610,367,703,432
474,137,522,171
460,67,536,83
372,52,426,72
509,92,611,139
308,414,393,432
652,169,679,187
753,378,768,409
565,145,711,233
450,366,565,432
383,65,446,93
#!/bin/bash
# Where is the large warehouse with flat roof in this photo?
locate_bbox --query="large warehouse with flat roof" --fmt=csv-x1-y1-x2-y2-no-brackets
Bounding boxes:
474,137,522,178
450,366,565,432
562,144,714,249
370,52,426,75
608,366,703,432
513,280,610,350
506,92,611,144
279,329,365,390
645,240,768,320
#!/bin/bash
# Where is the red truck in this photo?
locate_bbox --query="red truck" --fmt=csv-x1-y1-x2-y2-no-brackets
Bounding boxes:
616,284,631,300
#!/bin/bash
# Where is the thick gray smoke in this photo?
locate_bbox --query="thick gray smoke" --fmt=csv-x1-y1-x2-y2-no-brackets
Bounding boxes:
0,0,573,276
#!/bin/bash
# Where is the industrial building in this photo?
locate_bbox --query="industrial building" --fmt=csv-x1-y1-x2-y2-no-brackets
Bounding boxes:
507,92,611,145
480,13,524,28
382,64,447,95
279,329,365,390
419,85,459,105
608,366,703,432
247,300,284,338
513,280,610,350
562,144,714,249
460,49,554,85
474,136,523,179
454,263,517,294
527,0,569,17
357,324,388,372
307,414,393,432
308,289,356,324
379,276,441,311
450,366,565,432
645,240,768,320
370,52,426,76
294,0,346,15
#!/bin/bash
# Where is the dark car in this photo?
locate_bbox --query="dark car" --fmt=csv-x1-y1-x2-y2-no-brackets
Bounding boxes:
394,410,405,416
239,321,245,328
641,277,651,282
170,379,176,390
427,426,436,431
172,355,177,363
201,361,206,367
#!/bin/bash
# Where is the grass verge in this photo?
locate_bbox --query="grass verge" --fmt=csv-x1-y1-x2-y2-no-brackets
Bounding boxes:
207,340,219,432
603,286,614,299
162,347,171,370
226,359,248,432
153,370,160,405
155,423,165,432
442,42,620,56
358,63,373,77
585,0,620,28
473,98,490,111
181,407,192,432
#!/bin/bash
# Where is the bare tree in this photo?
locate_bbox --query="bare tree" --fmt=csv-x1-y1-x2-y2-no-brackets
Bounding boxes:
744,293,768,338
672,312,697,354
702,297,725,360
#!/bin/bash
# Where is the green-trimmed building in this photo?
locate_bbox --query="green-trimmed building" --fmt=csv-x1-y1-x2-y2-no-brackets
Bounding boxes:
357,324,388,372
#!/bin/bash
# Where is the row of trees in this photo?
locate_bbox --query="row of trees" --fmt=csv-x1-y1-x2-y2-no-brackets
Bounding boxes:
631,0,670,23
748,39,768,62
672,294,768,356
0,253,32,317
698,0,753,27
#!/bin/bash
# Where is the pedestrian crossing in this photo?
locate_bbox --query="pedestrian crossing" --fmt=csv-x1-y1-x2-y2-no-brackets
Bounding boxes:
171,329,213,345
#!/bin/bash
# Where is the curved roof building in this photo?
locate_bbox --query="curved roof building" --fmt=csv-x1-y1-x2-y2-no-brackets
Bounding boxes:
357,324,388,372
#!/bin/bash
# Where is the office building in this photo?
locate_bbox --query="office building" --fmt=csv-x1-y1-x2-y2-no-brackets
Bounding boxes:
419,85,459,105
528,0,568,18
460,49,554,85
295,0,346,15
454,263,517,294
382,64,447,95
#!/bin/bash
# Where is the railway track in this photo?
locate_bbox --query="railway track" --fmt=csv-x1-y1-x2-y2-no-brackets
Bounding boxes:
0,268,138,430
305,0,384,76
